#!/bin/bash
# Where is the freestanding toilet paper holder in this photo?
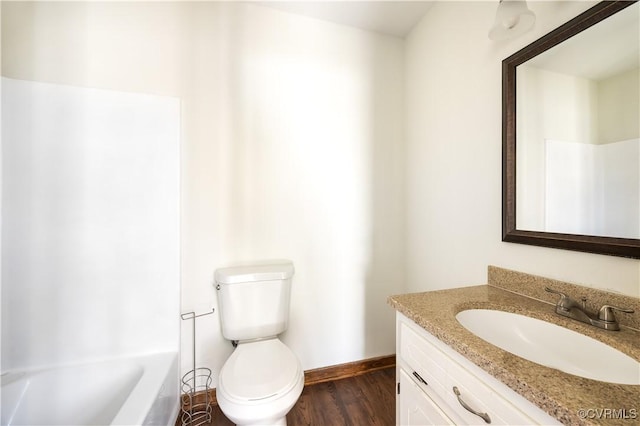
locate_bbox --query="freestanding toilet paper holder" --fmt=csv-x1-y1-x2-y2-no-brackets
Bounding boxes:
180,309,215,426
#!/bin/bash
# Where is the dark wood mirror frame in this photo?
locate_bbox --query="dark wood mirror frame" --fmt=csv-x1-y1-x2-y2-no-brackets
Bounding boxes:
502,0,640,259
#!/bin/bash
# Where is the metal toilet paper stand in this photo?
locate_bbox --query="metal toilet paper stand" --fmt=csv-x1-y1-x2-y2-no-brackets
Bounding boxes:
180,309,214,426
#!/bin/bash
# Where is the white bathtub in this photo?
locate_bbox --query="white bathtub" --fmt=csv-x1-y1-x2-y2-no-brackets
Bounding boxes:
1,352,179,426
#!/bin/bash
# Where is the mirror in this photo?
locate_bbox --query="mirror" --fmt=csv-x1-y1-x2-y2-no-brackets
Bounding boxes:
503,0,640,259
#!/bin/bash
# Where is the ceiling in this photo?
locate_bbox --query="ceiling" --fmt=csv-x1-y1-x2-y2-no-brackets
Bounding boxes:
257,1,435,38
527,1,639,81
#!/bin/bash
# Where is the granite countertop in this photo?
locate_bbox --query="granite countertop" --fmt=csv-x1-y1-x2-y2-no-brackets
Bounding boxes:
388,285,640,426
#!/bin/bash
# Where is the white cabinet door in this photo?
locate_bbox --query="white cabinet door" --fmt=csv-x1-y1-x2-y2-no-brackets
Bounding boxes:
399,369,454,426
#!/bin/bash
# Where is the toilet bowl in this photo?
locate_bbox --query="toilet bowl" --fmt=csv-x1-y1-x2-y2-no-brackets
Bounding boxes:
217,339,304,426
214,260,303,426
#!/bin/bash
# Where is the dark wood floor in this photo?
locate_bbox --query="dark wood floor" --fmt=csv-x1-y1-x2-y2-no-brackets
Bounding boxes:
206,367,396,425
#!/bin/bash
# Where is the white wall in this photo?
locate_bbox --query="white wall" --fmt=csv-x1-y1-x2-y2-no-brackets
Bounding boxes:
544,140,599,235
1,77,180,371
544,138,640,239
406,1,639,297
1,2,405,379
599,68,640,144
516,66,597,231
599,139,640,238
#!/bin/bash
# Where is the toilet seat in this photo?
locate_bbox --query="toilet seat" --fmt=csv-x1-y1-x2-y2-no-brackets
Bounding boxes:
219,338,302,404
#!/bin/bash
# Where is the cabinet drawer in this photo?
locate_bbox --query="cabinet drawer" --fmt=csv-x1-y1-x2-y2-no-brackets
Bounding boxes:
445,358,536,425
399,368,455,426
399,319,449,397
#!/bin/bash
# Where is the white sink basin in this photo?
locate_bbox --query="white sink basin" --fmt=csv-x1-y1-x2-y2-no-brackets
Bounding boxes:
456,309,640,385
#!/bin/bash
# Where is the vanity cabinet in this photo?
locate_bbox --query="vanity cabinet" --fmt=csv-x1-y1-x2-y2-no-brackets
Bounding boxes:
396,313,561,425
399,368,454,425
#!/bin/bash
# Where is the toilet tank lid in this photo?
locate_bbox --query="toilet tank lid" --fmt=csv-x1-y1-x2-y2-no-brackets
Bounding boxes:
215,260,294,284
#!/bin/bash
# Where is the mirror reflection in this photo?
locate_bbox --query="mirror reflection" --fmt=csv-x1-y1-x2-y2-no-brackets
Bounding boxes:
515,1,639,239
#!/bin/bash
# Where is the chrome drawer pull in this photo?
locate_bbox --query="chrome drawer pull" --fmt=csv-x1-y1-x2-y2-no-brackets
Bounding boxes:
452,386,491,424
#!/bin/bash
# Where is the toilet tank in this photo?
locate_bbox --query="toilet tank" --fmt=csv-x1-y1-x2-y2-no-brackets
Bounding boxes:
215,260,294,341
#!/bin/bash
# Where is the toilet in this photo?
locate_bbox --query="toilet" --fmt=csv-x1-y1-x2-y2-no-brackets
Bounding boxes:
214,260,304,426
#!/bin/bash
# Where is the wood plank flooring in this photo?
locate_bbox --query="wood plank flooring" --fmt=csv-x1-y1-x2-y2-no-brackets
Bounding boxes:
204,367,396,426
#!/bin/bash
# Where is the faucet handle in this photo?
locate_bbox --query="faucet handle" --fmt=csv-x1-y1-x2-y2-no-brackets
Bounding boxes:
598,305,635,322
545,287,571,311
545,287,566,297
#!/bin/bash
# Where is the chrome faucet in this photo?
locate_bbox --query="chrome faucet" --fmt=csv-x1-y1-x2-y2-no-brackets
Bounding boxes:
545,287,634,331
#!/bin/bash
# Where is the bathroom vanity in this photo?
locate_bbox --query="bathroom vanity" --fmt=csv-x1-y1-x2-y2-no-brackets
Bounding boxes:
396,312,560,425
389,267,640,426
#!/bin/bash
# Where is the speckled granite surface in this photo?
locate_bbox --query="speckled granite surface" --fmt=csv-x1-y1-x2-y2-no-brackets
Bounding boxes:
388,269,640,426
489,266,640,331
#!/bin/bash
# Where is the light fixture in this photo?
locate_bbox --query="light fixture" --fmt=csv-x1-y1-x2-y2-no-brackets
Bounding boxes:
489,0,536,40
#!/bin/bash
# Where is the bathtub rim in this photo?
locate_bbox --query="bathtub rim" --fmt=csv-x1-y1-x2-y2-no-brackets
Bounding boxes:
1,351,179,426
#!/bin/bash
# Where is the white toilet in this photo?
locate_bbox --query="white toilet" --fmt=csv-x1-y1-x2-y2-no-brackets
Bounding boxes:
214,260,304,426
